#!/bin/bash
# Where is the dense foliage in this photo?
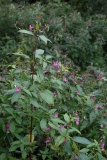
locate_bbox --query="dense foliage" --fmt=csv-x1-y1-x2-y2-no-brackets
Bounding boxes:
0,0,107,159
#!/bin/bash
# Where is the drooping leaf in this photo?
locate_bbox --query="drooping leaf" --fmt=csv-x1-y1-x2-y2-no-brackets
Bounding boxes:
18,29,34,35
11,52,29,59
38,35,52,44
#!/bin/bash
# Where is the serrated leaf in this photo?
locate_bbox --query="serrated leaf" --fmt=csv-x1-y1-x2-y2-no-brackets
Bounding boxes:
73,137,92,145
15,117,22,124
18,29,34,35
68,127,81,134
11,92,21,104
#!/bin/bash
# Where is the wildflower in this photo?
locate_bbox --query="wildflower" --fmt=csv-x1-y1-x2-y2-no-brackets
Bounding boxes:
53,90,57,97
57,68,60,73
75,119,79,125
46,127,51,131
45,137,50,144
16,86,21,92
98,75,104,82
74,155,78,160
60,124,66,129
6,122,10,133
95,106,99,110
53,61,59,67
68,97,70,100
70,73,75,78
63,77,67,83
0,77,2,81
54,113,58,118
74,112,78,116
15,105,19,109
64,139,67,143
29,25,34,31
76,90,80,95
101,141,105,151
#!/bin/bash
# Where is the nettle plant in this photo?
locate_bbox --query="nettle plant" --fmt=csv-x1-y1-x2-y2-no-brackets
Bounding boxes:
0,25,106,160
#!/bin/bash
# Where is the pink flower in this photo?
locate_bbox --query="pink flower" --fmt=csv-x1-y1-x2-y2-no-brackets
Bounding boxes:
60,124,66,129
15,105,19,109
53,61,59,67
64,139,67,143
57,68,60,73
95,106,99,110
16,86,21,92
0,77,2,81
101,141,105,151
98,76,104,82
76,90,80,95
63,77,67,83
70,73,75,78
74,112,78,116
53,90,57,97
68,97,70,100
75,119,79,125
74,155,78,160
6,122,10,133
29,25,34,31
45,137,50,144
54,113,58,118
46,127,51,131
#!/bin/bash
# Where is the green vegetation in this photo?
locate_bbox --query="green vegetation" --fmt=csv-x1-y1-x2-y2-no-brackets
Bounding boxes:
0,0,107,159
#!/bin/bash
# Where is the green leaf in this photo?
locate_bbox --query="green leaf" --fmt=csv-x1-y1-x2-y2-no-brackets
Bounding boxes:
11,92,21,104
36,22,39,30
43,61,47,69
51,118,65,124
48,122,59,130
68,127,81,134
15,117,22,124
89,111,97,124
78,153,90,160
35,49,44,58
22,150,27,159
40,90,54,105
40,118,47,131
23,88,32,96
64,113,70,123
11,52,29,59
38,35,52,44
80,148,90,153
55,135,65,146
37,66,44,82
63,141,72,155
18,29,34,35
30,97,39,108
10,122,15,133
5,89,16,95
73,137,92,145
